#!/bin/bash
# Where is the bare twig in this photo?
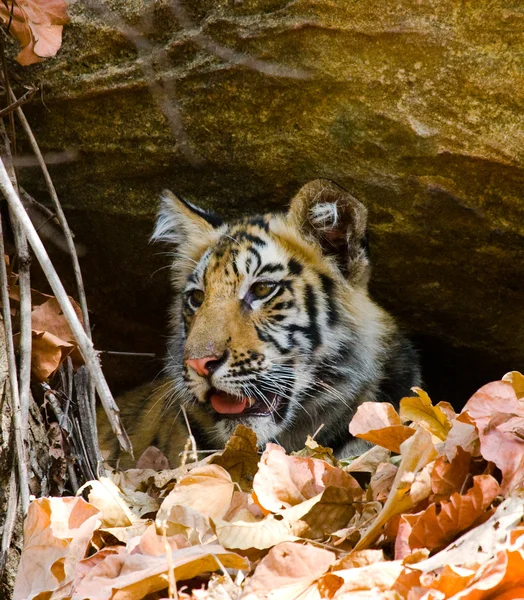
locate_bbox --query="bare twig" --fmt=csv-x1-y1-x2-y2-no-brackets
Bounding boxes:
75,366,103,475
0,464,18,578
11,95,92,337
0,157,133,456
0,121,32,438
0,86,36,119
101,350,157,358
0,211,30,514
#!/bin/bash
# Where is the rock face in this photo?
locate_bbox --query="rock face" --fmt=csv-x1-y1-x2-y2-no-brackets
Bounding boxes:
16,0,524,402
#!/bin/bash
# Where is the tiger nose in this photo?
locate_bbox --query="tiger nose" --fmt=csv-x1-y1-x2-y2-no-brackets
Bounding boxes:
185,352,228,377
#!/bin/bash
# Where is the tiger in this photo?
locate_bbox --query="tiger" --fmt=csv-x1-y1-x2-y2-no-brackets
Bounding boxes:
99,179,420,468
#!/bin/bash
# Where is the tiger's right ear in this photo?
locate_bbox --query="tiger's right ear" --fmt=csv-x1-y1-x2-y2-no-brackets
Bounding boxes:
151,191,223,251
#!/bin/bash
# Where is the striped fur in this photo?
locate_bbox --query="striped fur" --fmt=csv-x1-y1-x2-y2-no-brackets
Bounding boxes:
99,180,420,468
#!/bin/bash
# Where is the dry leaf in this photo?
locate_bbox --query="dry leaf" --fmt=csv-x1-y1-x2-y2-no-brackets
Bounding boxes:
136,446,170,470
211,424,260,492
349,402,415,453
73,544,248,600
13,497,101,600
440,413,480,461
412,495,524,573
503,371,524,399
253,443,362,513
354,428,437,550
293,435,339,466
28,329,74,381
463,381,524,493
215,513,297,550
400,388,452,440
157,465,235,523
242,541,336,600
345,445,391,473
402,475,500,553
0,0,69,66
319,560,405,598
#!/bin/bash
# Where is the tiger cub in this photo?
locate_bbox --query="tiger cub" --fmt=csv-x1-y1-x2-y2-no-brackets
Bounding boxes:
99,180,420,467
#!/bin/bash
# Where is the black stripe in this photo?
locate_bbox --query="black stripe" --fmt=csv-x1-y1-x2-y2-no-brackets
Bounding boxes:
255,325,290,354
288,259,303,275
257,262,285,276
304,284,321,349
178,195,224,228
234,231,267,247
273,300,294,311
247,246,262,272
247,216,270,232
319,273,339,326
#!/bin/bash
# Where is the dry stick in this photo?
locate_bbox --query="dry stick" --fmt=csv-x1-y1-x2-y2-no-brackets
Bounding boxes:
12,98,99,442
0,465,18,577
0,158,133,456
0,121,32,433
0,212,30,514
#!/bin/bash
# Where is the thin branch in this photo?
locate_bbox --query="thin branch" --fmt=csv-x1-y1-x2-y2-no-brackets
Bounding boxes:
0,211,30,514
0,86,36,118
0,157,133,456
11,94,92,337
0,120,32,436
0,464,18,578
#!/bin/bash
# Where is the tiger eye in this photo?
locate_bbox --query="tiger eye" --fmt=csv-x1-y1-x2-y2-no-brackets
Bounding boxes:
251,282,276,299
189,289,205,308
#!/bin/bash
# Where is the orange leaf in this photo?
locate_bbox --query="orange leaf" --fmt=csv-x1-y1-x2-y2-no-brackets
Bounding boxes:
463,381,524,493
349,402,415,453
430,446,472,500
242,541,336,600
405,474,500,553
28,329,74,381
252,443,362,513
13,497,101,600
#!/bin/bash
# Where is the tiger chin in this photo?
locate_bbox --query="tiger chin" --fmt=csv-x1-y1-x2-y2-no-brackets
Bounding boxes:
98,179,420,468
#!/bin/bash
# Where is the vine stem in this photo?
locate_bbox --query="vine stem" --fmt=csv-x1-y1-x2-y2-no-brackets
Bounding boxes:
0,157,133,457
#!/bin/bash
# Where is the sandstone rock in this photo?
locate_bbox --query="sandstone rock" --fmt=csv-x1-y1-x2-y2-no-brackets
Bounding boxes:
15,0,524,402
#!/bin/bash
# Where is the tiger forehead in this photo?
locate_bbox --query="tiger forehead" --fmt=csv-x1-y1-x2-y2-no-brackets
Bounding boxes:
198,219,298,285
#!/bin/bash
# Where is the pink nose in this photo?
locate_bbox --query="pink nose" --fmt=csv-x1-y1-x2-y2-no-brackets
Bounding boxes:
185,356,220,377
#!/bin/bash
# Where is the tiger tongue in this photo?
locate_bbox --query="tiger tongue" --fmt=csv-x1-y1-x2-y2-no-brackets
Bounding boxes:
210,392,249,414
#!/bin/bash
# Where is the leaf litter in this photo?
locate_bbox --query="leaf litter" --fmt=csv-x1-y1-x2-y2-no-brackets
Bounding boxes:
14,373,524,599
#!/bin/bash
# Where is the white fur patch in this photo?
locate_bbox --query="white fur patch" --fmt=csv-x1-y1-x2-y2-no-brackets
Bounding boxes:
309,201,339,231
151,192,182,244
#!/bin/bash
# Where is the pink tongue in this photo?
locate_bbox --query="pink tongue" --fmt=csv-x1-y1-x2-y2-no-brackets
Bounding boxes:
210,392,249,414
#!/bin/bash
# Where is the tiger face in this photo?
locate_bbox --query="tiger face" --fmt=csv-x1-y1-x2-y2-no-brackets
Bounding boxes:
153,180,419,456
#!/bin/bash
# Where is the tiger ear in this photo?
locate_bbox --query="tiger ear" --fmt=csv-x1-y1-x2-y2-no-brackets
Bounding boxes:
151,190,223,250
287,179,370,285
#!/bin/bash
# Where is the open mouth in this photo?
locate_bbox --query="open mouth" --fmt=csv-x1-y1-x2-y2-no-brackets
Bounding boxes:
207,388,282,417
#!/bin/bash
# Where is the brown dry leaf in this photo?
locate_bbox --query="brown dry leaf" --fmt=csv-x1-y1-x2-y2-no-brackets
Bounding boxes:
136,446,170,470
403,474,500,553
354,427,437,550
503,371,524,399
440,412,480,461
400,388,452,441
157,465,235,523
157,504,216,546
318,560,405,598
332,501,382,546
80,477,157,528
73,543,248,600
242,541,336,600
463,381,524,493
28,329,74,381
215,513,297,550
345,445,391,473
370,462,399,502
430,447,472,501
211,424,260,492
253,443,362,513
293,435,339,466
349,402,415,453
0,0,69,66
281,486,360,539
412,495,524,573
13,497,101,600
31,295,83,344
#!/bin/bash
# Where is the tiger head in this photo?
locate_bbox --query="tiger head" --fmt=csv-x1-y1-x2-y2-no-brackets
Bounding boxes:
152,179,417,453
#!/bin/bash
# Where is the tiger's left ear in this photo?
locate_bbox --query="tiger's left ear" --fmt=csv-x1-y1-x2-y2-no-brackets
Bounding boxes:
287,179,370,286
